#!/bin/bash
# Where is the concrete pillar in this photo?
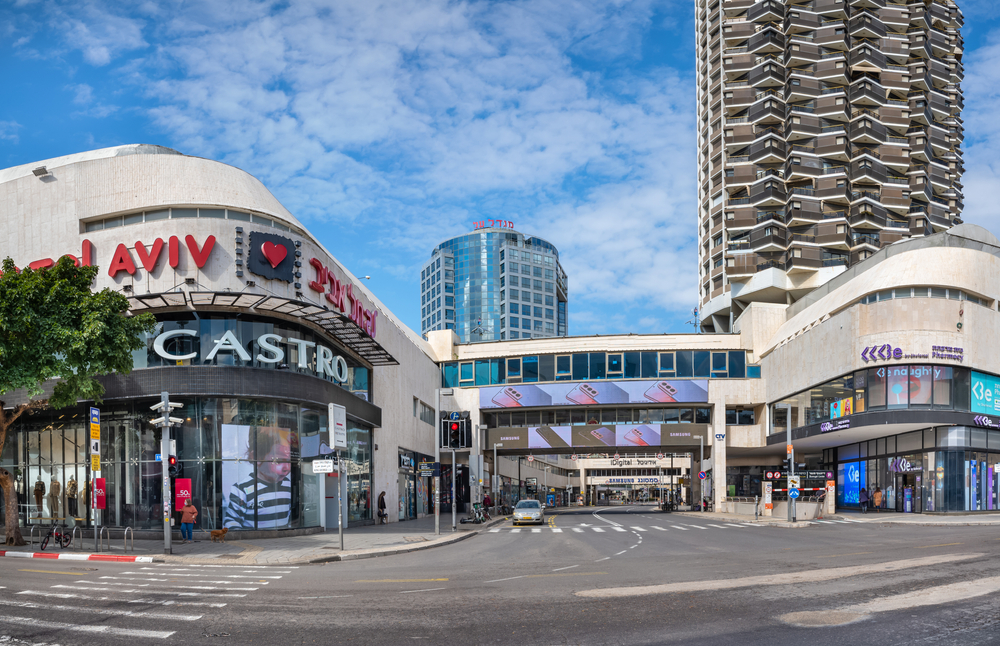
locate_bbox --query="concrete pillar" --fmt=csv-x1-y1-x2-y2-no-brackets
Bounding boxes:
713,403,728,511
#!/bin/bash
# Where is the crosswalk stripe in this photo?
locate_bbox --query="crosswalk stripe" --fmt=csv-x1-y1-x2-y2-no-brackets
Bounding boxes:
531,528,541,533
0,615,175,639
724,524,745,528
83,581,259,591
671,526,689,531
489,529,500,533
651,526,668,531
687,525,708,530
706,524,728,529
816,520,834,524
51,585,246,597
612,527,627,532
572,528,584,533
0,597,202,620
592,527,605,532
511,528,521,533
16,591,227,607
552,528,563,533
631,527,647,531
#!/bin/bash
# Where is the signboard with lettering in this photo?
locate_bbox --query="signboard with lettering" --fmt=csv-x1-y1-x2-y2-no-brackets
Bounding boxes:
972,371,1000,415
175,478,193,509
93,478,106,510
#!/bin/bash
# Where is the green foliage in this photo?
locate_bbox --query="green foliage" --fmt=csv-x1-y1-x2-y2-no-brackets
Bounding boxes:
0,256,156,408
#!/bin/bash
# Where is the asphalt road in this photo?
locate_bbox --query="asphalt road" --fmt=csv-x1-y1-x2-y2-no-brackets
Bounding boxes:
1,505,1000,645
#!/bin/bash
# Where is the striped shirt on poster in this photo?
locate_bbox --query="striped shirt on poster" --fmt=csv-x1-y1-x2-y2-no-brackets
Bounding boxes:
224,476,292,529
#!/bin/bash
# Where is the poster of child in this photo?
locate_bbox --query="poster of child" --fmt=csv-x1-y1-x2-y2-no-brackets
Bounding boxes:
222,425,299,529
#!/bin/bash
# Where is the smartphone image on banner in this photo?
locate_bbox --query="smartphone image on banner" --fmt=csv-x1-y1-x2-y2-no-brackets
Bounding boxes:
644,381,679,403
535,426,571,449
589,427,615,446
566,383,600,406
624,427,649,446
492,386,524,408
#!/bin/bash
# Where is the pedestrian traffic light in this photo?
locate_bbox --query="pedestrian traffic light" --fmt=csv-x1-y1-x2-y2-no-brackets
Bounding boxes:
440,412,472,449
168,455,180,478
449,421,461,448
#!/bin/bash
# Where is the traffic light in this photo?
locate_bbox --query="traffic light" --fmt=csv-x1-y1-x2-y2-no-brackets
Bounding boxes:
440,412,472,449
168,455,180,478
449,421,461,448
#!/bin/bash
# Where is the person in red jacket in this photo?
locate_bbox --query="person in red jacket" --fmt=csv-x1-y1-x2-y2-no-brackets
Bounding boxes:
181,499,198,543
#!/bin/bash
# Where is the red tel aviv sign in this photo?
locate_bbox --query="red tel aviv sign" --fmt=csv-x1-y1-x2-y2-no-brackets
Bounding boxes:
0,236,217,277
308,258,379,338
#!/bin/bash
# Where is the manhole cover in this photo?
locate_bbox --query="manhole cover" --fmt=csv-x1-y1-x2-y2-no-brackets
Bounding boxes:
403,536,428,543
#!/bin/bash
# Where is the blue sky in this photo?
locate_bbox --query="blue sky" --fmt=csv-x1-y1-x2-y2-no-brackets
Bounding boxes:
1,0,996,338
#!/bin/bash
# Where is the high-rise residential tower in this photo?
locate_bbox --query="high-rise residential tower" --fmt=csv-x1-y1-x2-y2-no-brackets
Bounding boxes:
420,224,569,343
696,0,964,332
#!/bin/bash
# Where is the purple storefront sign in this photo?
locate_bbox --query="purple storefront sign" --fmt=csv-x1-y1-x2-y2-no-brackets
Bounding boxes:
820,418,851,433
479,380,709,409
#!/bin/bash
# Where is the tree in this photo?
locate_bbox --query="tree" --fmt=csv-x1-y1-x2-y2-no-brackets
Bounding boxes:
0,256,155,545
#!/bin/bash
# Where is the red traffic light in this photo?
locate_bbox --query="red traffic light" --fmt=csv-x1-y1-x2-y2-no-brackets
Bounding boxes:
450,423,459,431
168,456,177,466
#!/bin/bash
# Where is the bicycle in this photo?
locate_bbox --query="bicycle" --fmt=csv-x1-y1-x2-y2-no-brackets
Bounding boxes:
40,525,72,551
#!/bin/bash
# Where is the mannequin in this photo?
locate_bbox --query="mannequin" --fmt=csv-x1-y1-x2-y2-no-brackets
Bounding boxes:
66,477,78,517
48,478,61,520
33,478,45,517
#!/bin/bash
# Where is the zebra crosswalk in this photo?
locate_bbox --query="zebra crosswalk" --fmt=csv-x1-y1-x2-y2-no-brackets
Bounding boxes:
488,518,867,535
0,563,297,642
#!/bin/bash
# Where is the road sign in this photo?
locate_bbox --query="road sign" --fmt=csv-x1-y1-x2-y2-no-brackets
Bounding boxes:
788,475,801,489
613,453,620,460
90,454,100,471
418,461,439,477
656,453,665,460
90,438,100,455
329,403,347,449
527,455,534,462
449,411,460,420
788,488,800,499
570,454,578,461
312,459,335,474
698,471,707,480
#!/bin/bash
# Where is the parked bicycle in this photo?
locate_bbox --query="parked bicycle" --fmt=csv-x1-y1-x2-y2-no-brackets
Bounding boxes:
40,525,72,551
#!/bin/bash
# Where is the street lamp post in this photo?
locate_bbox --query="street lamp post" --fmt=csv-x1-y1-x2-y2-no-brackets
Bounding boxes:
150,391,183,555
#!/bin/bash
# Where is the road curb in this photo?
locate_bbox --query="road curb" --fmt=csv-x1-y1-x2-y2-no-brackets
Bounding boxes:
0,550,154,563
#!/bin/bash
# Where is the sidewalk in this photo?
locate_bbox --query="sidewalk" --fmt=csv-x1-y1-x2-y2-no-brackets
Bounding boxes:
0,513,506,566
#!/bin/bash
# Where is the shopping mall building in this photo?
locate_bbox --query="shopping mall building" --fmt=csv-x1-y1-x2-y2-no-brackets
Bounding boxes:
2,145,1000,536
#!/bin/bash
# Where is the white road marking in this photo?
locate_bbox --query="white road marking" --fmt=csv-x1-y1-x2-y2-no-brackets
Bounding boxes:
511,528,521,533
0,598,201,621
671,526,689,531
706,524,728,529
815,521,834,524
686,525,708,530
596,557,610,562
148,565,297,570
51,585,245,597
0,615,174,639
577,553,982,598
723,524,745,528
631,527,647,531
299,595,353,599
531,528,541,533
780,575,1000,627
651,526,667,531
615,550,627,556
485,575,526,583
553,565,579,572
629,546,637,549
572,528,584,533
401,588,445,594
552,528,563,533
16,591,227,607
489,529,500,533
592,527,605,533
612,527,627,532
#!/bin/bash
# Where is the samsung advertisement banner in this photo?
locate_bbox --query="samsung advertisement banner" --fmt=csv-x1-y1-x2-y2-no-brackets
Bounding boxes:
489,425,708,450
479,380,709,409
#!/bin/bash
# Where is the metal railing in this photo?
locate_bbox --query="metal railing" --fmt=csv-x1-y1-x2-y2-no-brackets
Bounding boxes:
98,526,110,553
72,526,83,551
123,526,134,553
29,526,41,549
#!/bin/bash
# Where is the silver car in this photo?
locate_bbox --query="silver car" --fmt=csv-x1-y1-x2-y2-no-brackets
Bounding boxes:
513,499,544,525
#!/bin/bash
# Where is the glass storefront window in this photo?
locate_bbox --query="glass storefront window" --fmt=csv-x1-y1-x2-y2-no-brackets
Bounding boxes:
933,367,953,408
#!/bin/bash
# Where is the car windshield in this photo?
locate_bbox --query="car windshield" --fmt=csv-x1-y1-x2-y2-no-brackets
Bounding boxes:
516,500,541,509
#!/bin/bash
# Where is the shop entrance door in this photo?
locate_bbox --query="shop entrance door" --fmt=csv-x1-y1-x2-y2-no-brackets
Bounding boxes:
895,473,920,513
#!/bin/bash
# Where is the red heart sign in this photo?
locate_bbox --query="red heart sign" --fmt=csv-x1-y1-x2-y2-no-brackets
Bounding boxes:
261,242,287,268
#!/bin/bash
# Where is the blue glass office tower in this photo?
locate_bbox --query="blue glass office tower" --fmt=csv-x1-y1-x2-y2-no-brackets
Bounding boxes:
421,226,569,343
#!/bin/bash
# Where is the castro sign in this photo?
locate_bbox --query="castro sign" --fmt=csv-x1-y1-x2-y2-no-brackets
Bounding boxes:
152,329,351,381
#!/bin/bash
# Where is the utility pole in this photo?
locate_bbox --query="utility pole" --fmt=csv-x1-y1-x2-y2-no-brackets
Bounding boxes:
700,436,705,513
451,448,457,532
434,388,442,536
150,392,182,555
787,426,796,523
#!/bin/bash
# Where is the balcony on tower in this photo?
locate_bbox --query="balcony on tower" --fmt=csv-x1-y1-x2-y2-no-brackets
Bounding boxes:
850,79,887,108
785,156,824,181
815,95,850,121
850,45,887,73
785,76,821,102
747,0,784,23
748,60,785,88
815,0,847,19
750,180,787,207
784,11,821,34
850,158,887,184
849,116,887,145
748,95,786,125
814,29,850,51
749,137,786,164
784,41,821,66
849,201,888,229
878,7,909,31
785,113,822,140
748,27,785,55
749,225,788,252
850,0,886,10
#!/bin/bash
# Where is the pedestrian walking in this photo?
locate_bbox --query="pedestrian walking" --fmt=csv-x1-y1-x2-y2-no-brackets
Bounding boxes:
859,486,869,514
377,491,387,524
180,499,198,543
873,487,882,512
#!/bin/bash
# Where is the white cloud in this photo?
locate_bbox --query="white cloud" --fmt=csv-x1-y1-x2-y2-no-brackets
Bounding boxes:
956,29,1000,232
0,121,21,143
